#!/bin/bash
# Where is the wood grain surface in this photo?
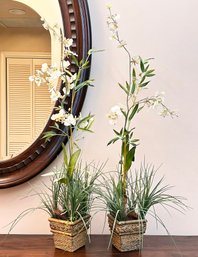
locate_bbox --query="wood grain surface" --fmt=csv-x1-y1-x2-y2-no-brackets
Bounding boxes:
0,235,197,257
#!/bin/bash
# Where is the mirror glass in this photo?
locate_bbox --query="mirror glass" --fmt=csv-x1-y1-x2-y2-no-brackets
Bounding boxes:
0,0,91,188
0,0,52,160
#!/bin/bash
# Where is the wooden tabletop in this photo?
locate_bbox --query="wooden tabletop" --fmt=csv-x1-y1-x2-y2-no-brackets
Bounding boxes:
0,235,197,257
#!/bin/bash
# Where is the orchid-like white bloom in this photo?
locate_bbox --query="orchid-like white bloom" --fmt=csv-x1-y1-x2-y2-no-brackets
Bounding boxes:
62,37,78,57
108,105,123,125
68,73,77,84
113,13,120,21
106,3,112,9
153,92,165,107
160,108,177,118
29,75,46,86
50,90,61,102
62,60,70,69
107,13,120,35
41,63,49,73
160,109,169,117
29,75,35,82
108,22,118,32
61,73,77,95
62,87,67,95
64,114,76,126
46,69,62,84
143,92,177,117
51,108,66,123
146,92,165,109
111,105,122,114
63,38,73,48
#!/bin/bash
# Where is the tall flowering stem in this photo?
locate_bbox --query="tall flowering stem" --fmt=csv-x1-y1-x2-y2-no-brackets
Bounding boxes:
30,20,94,180
106,6,177,206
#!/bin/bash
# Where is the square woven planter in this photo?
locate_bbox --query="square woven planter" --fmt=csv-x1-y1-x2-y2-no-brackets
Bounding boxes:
108,214,147,252
48,215,90,252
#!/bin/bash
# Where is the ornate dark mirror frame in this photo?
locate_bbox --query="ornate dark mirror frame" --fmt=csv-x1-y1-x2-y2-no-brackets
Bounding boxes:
0,0,91,188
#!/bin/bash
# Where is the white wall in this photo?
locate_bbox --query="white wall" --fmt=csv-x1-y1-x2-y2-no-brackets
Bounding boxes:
0,0,198,236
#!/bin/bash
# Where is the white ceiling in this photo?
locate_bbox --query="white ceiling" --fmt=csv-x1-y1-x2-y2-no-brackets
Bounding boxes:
0,0,42,28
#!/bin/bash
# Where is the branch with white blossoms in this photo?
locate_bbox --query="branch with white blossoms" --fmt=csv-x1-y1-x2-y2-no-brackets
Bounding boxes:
140,92,178,118
29,19,95,172
106,6,177,195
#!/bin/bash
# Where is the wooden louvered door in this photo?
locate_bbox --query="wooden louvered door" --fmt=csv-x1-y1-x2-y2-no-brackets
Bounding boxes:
6,57,51,157
6,58,33,157
32,59,52,141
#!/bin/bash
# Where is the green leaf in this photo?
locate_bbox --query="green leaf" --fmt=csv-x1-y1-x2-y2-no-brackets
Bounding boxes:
138,106,144,113
58,177,68,185
121,109,127,118
146,69,155,74
75,80,94,91
77,127,94,133
129,103,139,120
118,82,128,94
79,58,85,66
42,131,56,141
81,60,90,69
126,81,130,91
140,75,146,84
124,147,136,172
88,48,94,55
139,81,150,88
78,113,94,127
131,81,136,94
113,129,121,136
68,149,81,176
131,139,139,143
107,137,120,146
71,55,79,66
132,68,136,78
145,64,150,72
145,69,155,77
146,73,155,77
62,143,68,168
77,114,94,133
140,59,145,72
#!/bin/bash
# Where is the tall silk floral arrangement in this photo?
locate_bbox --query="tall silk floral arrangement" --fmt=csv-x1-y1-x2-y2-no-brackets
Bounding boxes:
28,20,102,223
106,5,177,216
29,20,94,178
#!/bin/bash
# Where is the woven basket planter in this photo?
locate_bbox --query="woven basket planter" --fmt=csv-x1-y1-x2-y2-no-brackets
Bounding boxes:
48,215,90,252
108,214,147,252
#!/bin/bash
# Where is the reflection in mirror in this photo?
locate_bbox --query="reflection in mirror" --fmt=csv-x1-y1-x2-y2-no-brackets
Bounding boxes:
0,0,91,188
0,0,52,160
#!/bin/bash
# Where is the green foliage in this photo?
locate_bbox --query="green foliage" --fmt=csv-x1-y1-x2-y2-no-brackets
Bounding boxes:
67,149,81,178
75,79,94,92
106,7,178,223
127,163,187,220
98,173,127,221
38,162,103,222
124,147,136,172
99,163,187,222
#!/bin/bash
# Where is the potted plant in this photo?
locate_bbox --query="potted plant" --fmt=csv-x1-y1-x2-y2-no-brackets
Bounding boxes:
10,20,101,252
99,5,187,252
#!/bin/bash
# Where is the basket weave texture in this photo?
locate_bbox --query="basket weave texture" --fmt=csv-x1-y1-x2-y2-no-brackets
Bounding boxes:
49,215,90,252
108,214,147,252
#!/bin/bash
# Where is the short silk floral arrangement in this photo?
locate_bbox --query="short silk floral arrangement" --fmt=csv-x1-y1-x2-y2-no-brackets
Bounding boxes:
99,5,187,252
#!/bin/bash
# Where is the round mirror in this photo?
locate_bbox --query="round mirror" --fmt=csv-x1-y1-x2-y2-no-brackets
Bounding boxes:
0,0,52,161
0,0,92,188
